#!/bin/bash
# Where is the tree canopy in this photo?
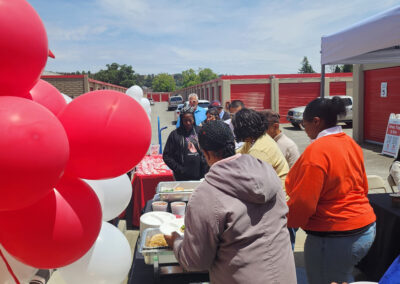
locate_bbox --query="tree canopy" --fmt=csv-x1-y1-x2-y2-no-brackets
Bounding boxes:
152,73,176,92
198,68,218,82
61,64,219,90
182,68,201,88
298,56,316,73
93,63,138,88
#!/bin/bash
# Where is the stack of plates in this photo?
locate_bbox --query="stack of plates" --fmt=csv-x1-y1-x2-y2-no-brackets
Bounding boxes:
139,211,176,235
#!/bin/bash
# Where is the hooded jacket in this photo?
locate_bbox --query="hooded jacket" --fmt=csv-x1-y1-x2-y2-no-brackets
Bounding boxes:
163,125,208,181
173,154,296,284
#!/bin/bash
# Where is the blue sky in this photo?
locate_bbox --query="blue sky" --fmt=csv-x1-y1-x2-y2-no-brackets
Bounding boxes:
29,0,398,75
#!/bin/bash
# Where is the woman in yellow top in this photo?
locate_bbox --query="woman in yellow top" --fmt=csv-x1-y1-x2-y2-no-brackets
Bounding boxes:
232,108,289,191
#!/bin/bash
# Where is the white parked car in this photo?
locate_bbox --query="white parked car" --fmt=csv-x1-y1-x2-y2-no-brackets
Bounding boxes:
173,100,210,124
286,95,353,128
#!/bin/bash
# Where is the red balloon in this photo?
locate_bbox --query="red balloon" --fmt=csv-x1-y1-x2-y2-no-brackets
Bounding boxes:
29,79,67,115
0,0,48,98
0,175,102,269
0,97,69,211
58,90,151,179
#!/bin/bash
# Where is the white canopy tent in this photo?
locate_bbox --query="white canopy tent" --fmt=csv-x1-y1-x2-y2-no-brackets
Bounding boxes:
319,5,400,96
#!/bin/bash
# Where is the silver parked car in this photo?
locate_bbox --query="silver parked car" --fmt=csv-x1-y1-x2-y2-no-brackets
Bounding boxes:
286,95,353,128
168,95,183,111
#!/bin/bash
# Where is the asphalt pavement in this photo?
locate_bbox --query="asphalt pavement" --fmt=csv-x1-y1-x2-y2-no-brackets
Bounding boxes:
152,102,394,184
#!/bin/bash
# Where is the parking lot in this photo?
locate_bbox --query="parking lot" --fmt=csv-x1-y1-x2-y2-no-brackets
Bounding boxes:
150,102,393,183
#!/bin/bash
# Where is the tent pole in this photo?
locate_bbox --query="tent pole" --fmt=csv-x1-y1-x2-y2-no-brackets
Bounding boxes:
320,64,326,98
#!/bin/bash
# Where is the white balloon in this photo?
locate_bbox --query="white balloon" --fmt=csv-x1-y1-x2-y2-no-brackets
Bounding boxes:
141,98,152,118
126,85,143,102
0,245,38,284
61,93,73,104
58,222,132,284
84,175,132,222
140,98,150,109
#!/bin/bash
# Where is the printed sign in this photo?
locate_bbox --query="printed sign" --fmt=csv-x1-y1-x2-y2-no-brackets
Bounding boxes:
381,82,388,98
382,114,400,157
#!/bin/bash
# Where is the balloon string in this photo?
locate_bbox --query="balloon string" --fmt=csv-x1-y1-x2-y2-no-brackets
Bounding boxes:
0,247,21,284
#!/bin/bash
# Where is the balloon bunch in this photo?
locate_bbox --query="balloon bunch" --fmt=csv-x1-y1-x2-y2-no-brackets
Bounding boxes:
126,85,152,118
0,1,151,283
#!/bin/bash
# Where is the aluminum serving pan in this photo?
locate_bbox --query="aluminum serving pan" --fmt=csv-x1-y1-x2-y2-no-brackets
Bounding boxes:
139,228,178,264
156,181,202,202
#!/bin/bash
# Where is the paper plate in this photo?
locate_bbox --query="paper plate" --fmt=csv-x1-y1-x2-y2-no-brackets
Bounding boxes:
159,218,185,236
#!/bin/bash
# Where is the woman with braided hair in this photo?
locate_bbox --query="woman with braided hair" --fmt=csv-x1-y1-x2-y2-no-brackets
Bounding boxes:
165,120,296,284
163,106,207,181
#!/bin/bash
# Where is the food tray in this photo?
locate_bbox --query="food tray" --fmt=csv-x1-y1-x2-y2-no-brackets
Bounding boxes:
139,228,178,264
156,181,202,202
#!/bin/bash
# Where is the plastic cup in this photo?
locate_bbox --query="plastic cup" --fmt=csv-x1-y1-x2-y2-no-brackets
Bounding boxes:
152,201,168,212
171,202,186,216
150,144,160,156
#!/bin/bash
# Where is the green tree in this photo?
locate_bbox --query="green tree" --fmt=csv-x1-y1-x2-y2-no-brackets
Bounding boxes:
342,64,353,73
152,73,176,92
298,56,316,73
144,74,155,88
182,68,200,88
173,73,183,88
198,68,217,82
334,65,341,73
93,63,137,88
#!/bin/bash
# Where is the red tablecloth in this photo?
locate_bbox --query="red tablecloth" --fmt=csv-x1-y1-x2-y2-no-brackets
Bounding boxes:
131,155,174,227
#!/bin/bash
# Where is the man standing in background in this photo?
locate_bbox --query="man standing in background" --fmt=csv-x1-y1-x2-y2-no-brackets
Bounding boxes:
208,100,230,121
224,100,245,149
176,93,206,127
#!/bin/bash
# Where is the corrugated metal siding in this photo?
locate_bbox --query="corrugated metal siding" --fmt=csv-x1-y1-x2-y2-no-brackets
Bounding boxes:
279,83,320,123
230,84,270,111
152,94,160,102
161,93,169,102
364,66,400,143
330,82,346,96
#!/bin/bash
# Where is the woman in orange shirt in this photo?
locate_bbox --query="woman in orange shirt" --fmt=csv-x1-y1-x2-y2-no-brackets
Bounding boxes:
286,96,376,284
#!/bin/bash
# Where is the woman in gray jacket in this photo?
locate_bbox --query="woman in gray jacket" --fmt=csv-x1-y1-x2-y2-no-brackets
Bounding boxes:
165,121,296,284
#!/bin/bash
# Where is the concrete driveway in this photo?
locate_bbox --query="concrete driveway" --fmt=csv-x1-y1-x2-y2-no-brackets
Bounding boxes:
152,101,394,182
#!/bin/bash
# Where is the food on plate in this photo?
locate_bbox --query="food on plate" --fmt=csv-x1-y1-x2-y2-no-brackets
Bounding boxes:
147,234,168,247
180,225,185,233
160,186,193,192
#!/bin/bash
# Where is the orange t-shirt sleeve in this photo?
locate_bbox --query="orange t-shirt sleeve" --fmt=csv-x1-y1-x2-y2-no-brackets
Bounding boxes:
286,164,326,228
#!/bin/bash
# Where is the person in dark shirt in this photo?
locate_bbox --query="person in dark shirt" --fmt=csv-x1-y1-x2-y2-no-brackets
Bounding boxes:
163,107,208,181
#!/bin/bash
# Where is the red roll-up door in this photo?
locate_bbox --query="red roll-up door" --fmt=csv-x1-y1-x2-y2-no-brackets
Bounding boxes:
152,93,160,102
230,84,270,111
364,66,400,143
161,93,169,102
279,82,320,123
219,86,222,102
206,89,209,101
211,87,215,101
330,82,346,96
147,93,151,99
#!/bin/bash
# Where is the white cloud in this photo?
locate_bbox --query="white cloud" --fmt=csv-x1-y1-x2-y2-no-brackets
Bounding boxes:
47,25,108,41
41,0,400,74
